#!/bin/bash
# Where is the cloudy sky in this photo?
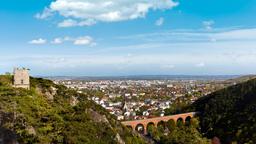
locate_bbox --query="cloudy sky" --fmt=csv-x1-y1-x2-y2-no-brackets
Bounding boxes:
1,0,256,76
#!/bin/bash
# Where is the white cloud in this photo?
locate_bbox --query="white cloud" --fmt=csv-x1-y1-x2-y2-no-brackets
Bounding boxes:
3,47,256,75
39,0,178,26
155,17,164,26
195,62,205,67
50,36,96,46
58,19,96,27
73,36,95,46
213,28,256,40
5,51,256,69
51,38,63,44
203,20,215,30
29,36,95,46
35,8,53,19
28,38,47,44
78,19,97,26
118,28,256,43
57,19,77,27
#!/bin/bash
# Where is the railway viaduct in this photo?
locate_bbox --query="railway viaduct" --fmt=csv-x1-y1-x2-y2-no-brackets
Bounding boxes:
121,112,196,134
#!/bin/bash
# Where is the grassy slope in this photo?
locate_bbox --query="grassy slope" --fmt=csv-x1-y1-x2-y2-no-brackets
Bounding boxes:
0,75,144,144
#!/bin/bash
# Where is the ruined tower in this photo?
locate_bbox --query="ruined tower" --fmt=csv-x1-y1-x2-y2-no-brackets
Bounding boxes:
13,68,30,89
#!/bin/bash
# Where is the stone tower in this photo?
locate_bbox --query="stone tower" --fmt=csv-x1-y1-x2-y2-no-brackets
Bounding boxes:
13,68,30,89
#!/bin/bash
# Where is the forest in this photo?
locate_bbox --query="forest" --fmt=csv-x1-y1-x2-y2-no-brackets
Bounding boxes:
190,78,256,143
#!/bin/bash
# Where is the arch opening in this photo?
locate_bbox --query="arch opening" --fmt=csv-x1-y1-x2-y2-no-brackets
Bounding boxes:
176,117,183,127
157,121,166,133
146,122,155,136
135,123,145,134
185,116,192,126
166,119,176,131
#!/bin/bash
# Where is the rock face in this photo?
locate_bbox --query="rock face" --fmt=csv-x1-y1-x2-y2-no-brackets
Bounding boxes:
88,109,109,123
115,133,125,144
0,127,18,144
70,96,79,106
26,126,36,135
36,86,56,101
88,109,127,144
0,112,18,144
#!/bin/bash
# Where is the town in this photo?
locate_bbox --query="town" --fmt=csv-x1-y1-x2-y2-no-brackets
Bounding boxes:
53,78,235,121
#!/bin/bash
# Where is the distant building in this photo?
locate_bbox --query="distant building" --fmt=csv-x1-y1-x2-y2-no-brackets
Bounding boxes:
122,101,128,112
13,68,30,89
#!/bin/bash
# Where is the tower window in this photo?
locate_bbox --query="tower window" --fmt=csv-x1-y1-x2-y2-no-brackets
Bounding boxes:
21,80,24,84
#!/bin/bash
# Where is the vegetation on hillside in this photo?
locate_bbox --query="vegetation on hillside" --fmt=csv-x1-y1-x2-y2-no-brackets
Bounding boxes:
0,75,144,144
190,78,256,144
146,118,209,144
0,74,218,144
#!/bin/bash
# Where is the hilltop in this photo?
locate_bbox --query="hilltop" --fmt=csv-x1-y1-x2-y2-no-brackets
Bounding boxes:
191,77,256,143
224,75,256,84
0,75,144,144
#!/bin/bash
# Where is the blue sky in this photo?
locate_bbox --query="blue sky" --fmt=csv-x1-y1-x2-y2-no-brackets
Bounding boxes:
1,0,256,76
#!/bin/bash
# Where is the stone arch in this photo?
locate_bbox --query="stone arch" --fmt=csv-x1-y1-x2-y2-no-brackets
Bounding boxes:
185,116,192,126
157,121,166,127
135,123,145,134
157,120,166,132
166,119,176,131
176,117,184,127
146,122,155,135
